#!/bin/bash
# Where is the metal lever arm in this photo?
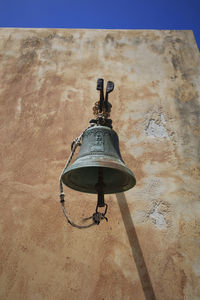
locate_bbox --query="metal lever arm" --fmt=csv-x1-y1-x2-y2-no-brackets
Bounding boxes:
105,81,114,110
96,78,104,113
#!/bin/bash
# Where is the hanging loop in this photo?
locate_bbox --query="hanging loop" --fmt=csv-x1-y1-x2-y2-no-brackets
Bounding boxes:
92,202,108,224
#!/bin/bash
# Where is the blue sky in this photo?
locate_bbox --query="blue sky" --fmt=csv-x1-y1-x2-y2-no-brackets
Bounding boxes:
0,0,199,50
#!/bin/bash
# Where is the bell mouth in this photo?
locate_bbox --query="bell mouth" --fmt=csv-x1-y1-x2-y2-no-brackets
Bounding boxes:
61,159,136,194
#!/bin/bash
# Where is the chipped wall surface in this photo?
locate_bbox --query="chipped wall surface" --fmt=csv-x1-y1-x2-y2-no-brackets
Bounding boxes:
0,28,200,300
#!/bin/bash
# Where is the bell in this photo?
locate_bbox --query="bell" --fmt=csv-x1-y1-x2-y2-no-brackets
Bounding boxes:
61,125,136,194
60,79,136,227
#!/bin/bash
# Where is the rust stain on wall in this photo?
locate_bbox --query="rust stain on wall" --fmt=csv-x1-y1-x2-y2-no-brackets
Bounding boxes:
0,28,200,300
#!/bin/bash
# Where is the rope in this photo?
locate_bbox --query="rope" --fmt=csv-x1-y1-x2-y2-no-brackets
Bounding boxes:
59,124,97,229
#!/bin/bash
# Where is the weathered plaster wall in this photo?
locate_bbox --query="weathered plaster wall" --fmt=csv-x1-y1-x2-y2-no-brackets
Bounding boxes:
0,28,200,300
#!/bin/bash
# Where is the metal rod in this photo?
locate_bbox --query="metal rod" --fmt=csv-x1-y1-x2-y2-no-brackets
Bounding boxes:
96,167,105,207
97,191,105,207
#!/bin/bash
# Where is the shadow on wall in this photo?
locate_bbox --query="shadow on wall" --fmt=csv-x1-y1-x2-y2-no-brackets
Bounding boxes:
116,193,156,300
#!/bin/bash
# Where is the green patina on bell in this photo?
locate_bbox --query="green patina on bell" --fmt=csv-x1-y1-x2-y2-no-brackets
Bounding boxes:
60,79,136,227
61,78,136,195
61,125,136,194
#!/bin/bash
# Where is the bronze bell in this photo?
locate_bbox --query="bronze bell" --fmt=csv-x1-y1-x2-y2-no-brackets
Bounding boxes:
60,79,136,227
61,125,136,194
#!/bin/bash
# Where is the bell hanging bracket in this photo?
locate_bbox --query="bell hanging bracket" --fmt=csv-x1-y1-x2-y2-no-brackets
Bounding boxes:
90,78,114,128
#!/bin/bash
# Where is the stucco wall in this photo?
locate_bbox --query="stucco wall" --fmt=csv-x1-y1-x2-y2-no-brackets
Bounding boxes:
0,28,200,300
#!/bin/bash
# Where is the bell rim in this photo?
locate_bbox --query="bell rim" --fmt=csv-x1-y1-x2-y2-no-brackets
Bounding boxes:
61,160,136,194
